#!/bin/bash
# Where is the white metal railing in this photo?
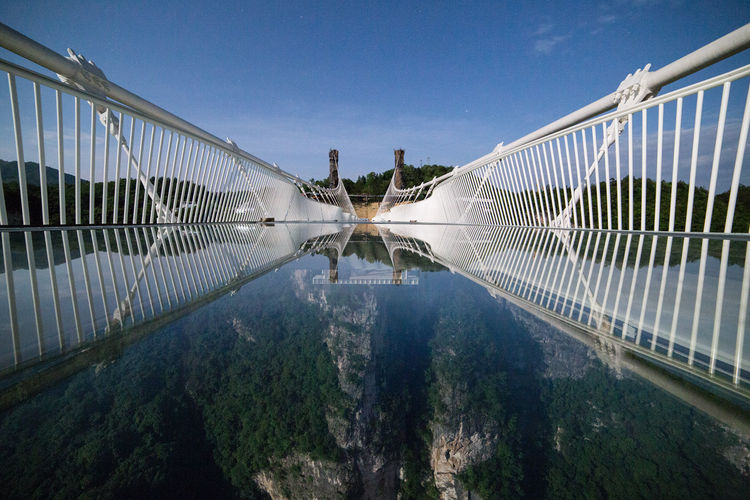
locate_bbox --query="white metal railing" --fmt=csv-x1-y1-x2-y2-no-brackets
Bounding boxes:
0,23,356,226
375,23,750,233
378,223,750,397
0,223,354,373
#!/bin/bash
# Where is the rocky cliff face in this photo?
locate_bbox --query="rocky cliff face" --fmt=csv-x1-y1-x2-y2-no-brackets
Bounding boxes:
320,284,399,498
430,420,494,500
428,332,498,500
253,453,355,500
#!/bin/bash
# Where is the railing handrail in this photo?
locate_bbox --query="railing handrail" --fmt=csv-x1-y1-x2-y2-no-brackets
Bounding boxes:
380,23,750,203
0,22,343,195
504,23,750,153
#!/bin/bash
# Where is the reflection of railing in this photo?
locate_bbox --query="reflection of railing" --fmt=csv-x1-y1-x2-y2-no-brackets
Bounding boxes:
375,24,750,232
0,223,354,376
0,23,355,225
378,224,750,398
312,269,418,285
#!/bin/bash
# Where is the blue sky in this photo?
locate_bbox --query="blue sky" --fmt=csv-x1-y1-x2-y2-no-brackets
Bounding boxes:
1,0,749,180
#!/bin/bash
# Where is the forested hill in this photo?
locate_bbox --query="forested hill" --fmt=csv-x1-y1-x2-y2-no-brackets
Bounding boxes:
1,160,77,186
313,164,454,196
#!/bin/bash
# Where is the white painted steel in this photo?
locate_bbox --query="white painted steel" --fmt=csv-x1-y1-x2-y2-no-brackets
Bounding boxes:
0,27,355,226
375,26,750,232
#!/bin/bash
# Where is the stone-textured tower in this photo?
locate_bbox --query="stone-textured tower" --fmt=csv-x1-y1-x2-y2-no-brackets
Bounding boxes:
393,149,405,190
329,149,339,188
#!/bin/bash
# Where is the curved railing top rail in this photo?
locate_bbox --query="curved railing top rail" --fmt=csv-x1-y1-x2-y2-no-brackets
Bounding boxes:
0,22,344,196
375,23,750,221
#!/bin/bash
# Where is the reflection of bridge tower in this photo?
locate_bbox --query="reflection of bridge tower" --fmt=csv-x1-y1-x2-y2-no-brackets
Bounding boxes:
378,225,437,286
306,223,356,285
391,248,403,285
312,227,418,286
328,254,338,283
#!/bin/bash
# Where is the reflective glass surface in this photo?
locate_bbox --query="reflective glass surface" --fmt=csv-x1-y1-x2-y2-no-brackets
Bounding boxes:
0,223,748,499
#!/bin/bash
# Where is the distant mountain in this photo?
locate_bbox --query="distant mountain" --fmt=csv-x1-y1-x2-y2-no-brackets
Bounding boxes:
0,160,78,186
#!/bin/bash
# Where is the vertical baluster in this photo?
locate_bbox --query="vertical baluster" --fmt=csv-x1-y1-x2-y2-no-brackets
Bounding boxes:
88,103,96,224
603,121,614,230
8,74,31,225
166,135,185,220
33,82,50,225
101,109,111,224
161,134,179,222
640,110,647,231
542,143,563,223
126,120,143,224
149,130,168,224
181,143,204,222
74,97,82,223
194,146,215,221
563,136,578,228
554,138,570,226
627,113,634,231
210,154,233,221
139,125,157,224
577,130,592,229
112,112,124,224
590,126,604,229
56,91,66,224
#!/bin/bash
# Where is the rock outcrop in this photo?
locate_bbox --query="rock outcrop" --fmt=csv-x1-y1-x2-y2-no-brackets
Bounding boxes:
254,453,355,500
430,421,494,500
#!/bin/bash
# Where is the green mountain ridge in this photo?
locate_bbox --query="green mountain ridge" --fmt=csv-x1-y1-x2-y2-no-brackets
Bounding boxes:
0,160,78,187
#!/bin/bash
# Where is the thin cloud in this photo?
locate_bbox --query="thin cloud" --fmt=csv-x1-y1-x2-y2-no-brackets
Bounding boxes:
534,35,569,55
596,14,617,24
533,23,554,36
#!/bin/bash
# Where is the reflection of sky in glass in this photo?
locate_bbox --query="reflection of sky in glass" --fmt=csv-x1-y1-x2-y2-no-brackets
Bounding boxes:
0,222,749,500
